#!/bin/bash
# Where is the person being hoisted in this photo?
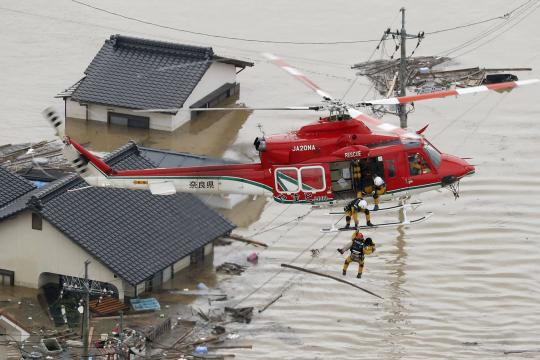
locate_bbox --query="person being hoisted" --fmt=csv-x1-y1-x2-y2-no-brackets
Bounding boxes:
337,230,376,278
343,198,373,228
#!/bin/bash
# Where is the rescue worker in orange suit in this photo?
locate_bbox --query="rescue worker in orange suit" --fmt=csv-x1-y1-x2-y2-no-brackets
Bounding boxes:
337,231,376,278
371,176,386,211
344,198,373,228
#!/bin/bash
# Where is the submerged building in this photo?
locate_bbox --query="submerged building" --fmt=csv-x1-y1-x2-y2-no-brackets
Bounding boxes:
57,34,253,131
0,143,235,300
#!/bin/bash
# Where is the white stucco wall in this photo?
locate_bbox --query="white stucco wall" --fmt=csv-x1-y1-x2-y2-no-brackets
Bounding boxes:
173,256,190,273
204,242,213,256
0,212,126,298
173,62,237,129
66,99,176,131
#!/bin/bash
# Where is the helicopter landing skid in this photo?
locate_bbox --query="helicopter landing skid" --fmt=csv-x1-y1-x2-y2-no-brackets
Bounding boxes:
324,200,423,215
320,211,433,233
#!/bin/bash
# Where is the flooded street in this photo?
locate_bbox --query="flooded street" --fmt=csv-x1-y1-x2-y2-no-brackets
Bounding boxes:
2,0,540,358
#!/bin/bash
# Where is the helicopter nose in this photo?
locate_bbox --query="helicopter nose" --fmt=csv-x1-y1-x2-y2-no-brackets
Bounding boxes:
440,154,475,180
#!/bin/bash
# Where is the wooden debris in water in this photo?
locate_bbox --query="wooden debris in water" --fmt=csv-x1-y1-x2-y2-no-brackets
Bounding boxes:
281,264,383,299
352,56,532,97
216,262,247,276
226,234,268,248
224,307,253,324
258,293,282,314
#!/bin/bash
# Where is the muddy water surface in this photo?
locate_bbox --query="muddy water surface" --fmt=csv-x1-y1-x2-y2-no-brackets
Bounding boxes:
1,0,540,358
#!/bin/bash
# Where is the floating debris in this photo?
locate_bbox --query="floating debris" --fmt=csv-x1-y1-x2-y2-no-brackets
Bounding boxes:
216,262,247,276
352,56,532,97
225,307,253,324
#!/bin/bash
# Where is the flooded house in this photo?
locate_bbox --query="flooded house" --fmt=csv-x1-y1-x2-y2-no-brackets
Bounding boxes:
0,143,235,301
57,34,253,131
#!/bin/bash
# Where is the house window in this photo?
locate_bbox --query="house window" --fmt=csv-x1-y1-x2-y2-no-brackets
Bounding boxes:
0,269,14,286
108,112,150,129
32,213,42,231
190,247,204,265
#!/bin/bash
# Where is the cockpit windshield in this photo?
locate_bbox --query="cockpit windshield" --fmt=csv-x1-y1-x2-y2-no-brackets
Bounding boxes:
424,143,441,168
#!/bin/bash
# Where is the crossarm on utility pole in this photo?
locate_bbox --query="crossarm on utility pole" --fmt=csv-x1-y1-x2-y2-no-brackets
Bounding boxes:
280,264,383,299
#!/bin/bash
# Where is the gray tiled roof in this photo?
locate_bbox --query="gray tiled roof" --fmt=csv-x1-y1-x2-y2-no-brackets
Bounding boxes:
0,166,35,209
70,35,215,113
3,143,235,285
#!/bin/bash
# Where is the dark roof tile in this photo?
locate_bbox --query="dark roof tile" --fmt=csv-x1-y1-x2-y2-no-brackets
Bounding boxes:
0,166,36,209
71,35,214,113
1,143,235,285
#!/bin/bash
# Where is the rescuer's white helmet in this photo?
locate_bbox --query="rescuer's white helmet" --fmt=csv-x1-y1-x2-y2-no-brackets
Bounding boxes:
358,199,368,209
374,176,384,186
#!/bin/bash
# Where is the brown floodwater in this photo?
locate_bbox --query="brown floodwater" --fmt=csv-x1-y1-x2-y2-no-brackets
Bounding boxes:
1,0,540,358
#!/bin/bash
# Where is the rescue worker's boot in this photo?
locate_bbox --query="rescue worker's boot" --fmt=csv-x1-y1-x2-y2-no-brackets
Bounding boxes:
366,213,373,227
343,269,347,276
373,196,380,211
344,216,351,229
357,261,364,278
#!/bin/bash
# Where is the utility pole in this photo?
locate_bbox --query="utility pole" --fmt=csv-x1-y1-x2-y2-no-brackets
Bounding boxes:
83,260,90,358
387,8,424,129
398,7,408,129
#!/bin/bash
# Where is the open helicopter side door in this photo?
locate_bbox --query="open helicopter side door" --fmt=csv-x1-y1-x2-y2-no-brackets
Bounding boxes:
272,164,332,203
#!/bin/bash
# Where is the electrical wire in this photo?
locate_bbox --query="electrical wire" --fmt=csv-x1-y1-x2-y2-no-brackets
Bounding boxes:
425,0,536,35
437,0,540,58
451,0,540,58
69,0,538,48
70,0,382,45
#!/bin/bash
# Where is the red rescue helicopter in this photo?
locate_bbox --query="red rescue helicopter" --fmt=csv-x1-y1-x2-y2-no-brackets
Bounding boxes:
43,54,538,230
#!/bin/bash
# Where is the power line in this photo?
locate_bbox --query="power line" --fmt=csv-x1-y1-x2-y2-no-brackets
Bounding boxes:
437,0,540,58
70,0,382,45
425,0,537,35
70,0,537,47
451,0,540,58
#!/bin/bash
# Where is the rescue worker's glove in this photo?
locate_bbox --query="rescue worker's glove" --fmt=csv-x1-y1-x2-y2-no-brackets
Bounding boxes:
337,248,344,254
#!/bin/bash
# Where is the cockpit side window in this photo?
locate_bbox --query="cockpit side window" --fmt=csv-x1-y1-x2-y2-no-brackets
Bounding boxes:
408,152,432,176
424,143,442,168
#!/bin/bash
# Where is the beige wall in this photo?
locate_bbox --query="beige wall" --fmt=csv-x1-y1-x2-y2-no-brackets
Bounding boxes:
0,212,126,298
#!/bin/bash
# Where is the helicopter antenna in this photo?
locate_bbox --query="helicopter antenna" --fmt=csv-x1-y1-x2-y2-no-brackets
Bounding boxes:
257,123,266,137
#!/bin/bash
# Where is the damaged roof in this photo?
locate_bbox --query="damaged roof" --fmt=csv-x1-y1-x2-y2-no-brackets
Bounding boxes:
69,34,252,113
1,143,235,285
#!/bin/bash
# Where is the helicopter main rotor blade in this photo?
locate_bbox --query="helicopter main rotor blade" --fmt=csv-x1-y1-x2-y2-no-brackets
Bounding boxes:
263,53,420,138
263,53,334,101
133,106,323,113
347,107,419,139
191,106,323,111
360,79,540,106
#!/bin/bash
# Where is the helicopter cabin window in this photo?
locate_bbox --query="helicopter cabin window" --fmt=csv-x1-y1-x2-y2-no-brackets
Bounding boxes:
275,168,300,193
299,166,325,192
408,153,432,176
386,160,396,178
